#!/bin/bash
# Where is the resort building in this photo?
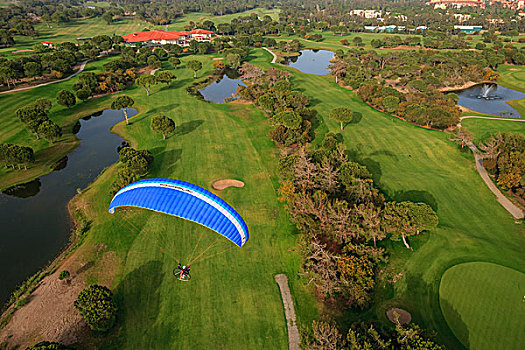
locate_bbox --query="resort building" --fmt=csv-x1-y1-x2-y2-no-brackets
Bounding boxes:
427,0,484,8
122,29,214,47
454,25,483,33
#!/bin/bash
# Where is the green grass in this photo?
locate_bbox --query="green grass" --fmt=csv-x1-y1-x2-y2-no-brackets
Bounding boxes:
462,118,525,143
165,8,280,30
0,55,122,189
498,65,525,93
439,262,525,350
34,53,317,348
248,48,525,348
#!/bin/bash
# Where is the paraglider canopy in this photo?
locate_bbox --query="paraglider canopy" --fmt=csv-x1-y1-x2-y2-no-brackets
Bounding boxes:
108,178,249,247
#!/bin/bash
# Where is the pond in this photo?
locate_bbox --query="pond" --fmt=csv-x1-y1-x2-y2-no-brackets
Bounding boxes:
199,71,246,103
284,49,335,75
456,84,525,117
0,108,134,306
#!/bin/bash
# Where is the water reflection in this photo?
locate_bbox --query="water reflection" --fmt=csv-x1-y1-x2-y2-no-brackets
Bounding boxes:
0,108,135,305
199,69,246,103
284,49,335,75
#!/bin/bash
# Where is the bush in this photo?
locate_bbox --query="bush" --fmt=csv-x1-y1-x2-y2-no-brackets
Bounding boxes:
26,341,73,350
58,270,70,280
74,285,117,332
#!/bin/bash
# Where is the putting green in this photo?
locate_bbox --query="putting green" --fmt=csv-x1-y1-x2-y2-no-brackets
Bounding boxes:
439,262,525,350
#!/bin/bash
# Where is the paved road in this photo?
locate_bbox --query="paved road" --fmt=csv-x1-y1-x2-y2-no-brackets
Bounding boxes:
263,47,278,64
0,59,90,95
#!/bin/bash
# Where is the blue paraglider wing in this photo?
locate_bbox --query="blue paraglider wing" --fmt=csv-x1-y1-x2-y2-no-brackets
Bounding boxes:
108,178,248,247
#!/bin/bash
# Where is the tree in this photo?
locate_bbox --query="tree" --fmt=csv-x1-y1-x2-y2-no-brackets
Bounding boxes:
151,115,175,140
382,95,400,113
111,96,135,124
76,88,91,101
147,55,161,68
274,111,302,130
24,62,42,79
186,60,202,78
353,36,363,46
74,285,117,332
382,201,438,249
102,12,113,25
329,107,354,131
135,75,158,96
168,57,181,68
156,71,176,86
37,120,62,143
56,89,76,108
26,341,73,350
304,320,342,350
225,53,241,69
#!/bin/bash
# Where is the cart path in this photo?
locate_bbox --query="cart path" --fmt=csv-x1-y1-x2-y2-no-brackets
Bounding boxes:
458,115,525,219
0,60,90,95
467,141,524,219
263,47,278,64
275,274,300,350
458,115,525,127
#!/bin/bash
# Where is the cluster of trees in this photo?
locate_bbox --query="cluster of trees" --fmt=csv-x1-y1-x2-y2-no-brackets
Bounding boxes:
304,318,443,349
239,61,438,308
279,141,437,306
16,98,62,142
0,34,121,89
481,132,525,202
74,284,117,332
111,146,154,193
0,143,34,170
238,63,315,146
329,48,511,128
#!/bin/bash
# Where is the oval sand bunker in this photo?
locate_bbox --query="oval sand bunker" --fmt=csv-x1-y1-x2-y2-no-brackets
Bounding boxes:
212,179,245,190
386,308,412,325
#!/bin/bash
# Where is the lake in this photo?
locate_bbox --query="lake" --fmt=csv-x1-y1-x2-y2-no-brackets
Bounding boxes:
284,49,335,75
199,72,246,103
0,108,134,306
456,84,525,117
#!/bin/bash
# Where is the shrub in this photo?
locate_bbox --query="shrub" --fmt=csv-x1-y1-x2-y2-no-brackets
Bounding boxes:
74,285,117,332
26,341,73,350
58,270,70,280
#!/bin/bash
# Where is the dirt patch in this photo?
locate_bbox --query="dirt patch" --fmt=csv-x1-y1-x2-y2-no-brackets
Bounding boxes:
12,49,34,53
229,99,253,105
212,179,245,190
509,68,520,71
212,57,223,61
0,247,118,348
386,308,412,325
439,81,482,92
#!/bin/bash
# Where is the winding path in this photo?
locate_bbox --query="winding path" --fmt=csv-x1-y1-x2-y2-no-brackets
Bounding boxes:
459,115,525,219
0,59,90,95
263,47,278,64
458,115,525,127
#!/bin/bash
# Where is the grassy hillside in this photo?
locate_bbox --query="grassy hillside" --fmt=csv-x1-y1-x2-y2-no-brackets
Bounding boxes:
249,48,525,348
440,262,525,350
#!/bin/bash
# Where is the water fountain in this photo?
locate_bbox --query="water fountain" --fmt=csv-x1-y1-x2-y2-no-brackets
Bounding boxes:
477,84,500,100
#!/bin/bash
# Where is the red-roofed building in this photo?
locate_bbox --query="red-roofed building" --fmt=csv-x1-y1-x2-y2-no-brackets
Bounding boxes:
41,41,53,48
122,29,214,47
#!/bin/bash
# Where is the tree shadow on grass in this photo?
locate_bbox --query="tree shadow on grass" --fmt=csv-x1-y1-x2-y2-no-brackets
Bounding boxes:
114,260,164,337
390,190,439,211
346,147,383,185
440,298,470,349
173,120,204,136
150,147,183,172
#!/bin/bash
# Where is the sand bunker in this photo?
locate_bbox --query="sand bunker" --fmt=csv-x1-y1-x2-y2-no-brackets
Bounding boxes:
509,68,520,71
212,179,244,190
387,308,412,325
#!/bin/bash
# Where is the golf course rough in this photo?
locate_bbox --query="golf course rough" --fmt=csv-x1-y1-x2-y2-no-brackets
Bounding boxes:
439,262,525,350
